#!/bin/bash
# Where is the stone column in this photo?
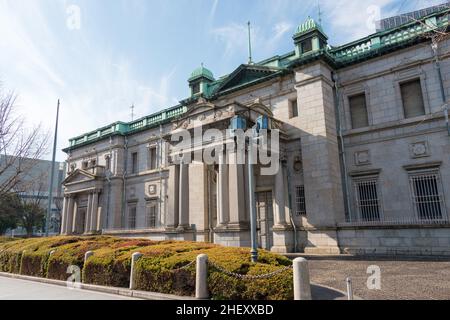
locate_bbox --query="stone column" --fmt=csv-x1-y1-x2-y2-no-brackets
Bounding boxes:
228,151,246,226
296,62,345,254
70,197,77,234
178,163,190,230
60,196,68,234
166,165,179,230
90,191,99,232
217,162,229,227
85,193,93,233
274,163,287,227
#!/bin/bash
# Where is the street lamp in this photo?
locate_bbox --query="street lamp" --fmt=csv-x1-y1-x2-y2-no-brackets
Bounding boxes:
247,126,258,263
247,115,270,263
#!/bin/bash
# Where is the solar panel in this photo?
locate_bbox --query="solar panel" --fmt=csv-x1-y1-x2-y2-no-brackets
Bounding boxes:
376,2,450,31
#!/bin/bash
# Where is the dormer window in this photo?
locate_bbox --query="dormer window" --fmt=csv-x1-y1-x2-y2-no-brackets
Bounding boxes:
192,82,200,95
301,39,312,54
188,64,215,98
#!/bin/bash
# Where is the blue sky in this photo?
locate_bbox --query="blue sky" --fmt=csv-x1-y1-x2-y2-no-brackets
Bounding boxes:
0,0,444,161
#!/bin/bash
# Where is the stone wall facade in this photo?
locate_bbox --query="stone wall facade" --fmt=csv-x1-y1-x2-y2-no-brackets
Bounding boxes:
61,12,450,256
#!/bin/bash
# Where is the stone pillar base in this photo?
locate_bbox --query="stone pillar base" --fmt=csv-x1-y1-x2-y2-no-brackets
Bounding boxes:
304,229,341,255
271,227,295,253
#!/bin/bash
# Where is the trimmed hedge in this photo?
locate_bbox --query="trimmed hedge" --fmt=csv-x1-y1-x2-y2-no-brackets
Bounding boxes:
0,236,293,300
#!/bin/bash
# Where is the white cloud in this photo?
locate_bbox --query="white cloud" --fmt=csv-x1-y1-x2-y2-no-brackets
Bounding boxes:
0,1,178,161
210,23,252,61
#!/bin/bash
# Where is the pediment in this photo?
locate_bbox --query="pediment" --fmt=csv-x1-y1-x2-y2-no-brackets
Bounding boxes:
62,169,97,185
215,64,280,94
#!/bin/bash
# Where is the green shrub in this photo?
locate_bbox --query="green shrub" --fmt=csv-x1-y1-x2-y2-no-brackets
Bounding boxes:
0,236,294,300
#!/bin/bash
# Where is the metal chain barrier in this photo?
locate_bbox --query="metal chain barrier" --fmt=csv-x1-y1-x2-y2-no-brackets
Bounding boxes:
207,260,293,280
170,259,196,272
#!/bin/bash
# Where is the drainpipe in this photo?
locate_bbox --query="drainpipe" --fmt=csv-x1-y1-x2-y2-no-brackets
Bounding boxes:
158,124,163,228
105,137,113,230
122,136,128,229
283,159,298,253
431,41,450,136
332,73,353,222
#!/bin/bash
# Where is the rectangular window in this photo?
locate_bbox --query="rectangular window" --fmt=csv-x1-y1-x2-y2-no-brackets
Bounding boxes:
354,177,381,222
409,171,445,220
128,206,137,229
295,185,306,216
148,147,157,170
349,93,369,129
146,202,158,228
192,83,200,95
105,156,111,171
400,79,425,118
301,39,312,53
131,152,138,174
289,100,299,119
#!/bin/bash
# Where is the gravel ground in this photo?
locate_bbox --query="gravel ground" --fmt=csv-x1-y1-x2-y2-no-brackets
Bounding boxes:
305,256,450,300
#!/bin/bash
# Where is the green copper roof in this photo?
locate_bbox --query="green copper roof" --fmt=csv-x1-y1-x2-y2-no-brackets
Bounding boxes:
294,16,325,36
188,64,215,82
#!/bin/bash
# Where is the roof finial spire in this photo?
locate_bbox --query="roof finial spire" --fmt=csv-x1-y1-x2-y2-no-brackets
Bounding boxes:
130,104,135,121
247,21,253,65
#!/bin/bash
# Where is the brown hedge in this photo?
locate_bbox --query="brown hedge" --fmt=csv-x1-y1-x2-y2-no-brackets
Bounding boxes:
0,236,293,300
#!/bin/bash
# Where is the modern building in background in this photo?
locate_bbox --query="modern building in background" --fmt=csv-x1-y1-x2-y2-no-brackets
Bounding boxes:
61,6,450,255
0,155,66,236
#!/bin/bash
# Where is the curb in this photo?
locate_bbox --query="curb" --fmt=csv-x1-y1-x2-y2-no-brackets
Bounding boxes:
0,272,193,300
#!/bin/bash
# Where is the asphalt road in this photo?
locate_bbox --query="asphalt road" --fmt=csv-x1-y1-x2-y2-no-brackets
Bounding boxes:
0,276,139,300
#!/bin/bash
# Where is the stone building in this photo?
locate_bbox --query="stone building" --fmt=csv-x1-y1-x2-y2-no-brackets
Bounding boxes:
61,8,450,255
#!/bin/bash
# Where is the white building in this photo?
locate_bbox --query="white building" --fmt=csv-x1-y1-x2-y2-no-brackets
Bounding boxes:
61,8,450,255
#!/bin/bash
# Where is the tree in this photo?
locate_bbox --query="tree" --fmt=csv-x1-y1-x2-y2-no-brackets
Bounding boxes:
0,86,49,198
0,192,21,235
18,202,45,237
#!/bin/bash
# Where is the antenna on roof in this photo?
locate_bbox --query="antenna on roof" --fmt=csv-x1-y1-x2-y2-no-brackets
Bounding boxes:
130,104,135,121
247,21,253,65
318,0,323,26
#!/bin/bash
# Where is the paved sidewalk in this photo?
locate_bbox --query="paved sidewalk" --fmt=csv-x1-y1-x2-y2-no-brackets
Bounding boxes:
304,256,450,300
0,276,139,300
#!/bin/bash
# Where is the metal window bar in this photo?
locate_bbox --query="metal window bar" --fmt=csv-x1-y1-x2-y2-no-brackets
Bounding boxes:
146,204,158,229
409,172,445,221
354,178,381,222
295,185,306,216
128,207,136,229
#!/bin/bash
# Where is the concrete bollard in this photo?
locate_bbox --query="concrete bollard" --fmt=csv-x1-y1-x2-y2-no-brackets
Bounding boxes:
195,254,209,299
293,257,312,300
130,252,143,290
84,251,94,265
346,277,354,300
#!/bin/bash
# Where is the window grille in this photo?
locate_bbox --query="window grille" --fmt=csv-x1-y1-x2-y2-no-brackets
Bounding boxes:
295,185,306,216
354,177,381,222
146,202,158,228
409,171,446,221
128,206,137,229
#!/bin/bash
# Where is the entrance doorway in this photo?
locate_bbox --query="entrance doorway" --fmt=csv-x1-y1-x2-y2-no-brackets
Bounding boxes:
255,191,274,250
74,208,86,235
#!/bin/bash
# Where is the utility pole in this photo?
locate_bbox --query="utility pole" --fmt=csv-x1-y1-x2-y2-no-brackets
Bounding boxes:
247,21,253,65
131,104,135,121
45,99,60,237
